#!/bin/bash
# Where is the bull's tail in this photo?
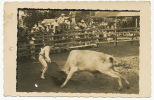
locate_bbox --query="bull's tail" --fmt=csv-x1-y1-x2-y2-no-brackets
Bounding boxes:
109,57,114,63
61,51,73,74
62,61,70,74
62,50,77,74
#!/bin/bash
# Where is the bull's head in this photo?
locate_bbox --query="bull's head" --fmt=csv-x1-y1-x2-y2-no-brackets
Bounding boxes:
108,56,127,67
109,56,119,66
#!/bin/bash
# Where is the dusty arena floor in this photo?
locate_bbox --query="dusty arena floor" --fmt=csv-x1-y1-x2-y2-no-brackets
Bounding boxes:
17,41,139,94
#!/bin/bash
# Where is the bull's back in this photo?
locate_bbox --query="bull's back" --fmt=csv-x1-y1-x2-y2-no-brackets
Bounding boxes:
65,50,111,71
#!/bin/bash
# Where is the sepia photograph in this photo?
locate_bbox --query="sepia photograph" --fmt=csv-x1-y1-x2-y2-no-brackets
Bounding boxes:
4,1,150,97
17,9,140,94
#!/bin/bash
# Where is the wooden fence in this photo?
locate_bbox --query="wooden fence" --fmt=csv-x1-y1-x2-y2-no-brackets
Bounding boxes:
17,27,140,59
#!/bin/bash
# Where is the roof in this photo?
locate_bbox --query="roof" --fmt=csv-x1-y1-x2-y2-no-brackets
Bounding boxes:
93,11,140,18
116,12,140,16
41,17,70,25
41,19,55,25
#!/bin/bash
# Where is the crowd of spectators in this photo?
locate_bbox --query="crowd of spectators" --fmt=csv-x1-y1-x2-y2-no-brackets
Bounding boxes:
90,17,136,30
30,13,89,34
18,13,137,44
29,14,136,37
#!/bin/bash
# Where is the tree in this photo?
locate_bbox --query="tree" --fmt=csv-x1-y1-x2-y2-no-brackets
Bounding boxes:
75,11,96,26
18,9,96,30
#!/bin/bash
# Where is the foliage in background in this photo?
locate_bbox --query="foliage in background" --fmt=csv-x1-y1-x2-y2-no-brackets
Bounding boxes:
20,9,95,30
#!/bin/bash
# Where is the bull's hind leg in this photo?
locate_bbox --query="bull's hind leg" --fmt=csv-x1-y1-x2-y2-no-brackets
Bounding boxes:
61,67,78,88
112,71,130,89
100,70,123,91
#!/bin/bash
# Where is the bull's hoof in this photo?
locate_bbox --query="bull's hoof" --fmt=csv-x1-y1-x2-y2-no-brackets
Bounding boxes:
126,85,130,89
52,77,65,85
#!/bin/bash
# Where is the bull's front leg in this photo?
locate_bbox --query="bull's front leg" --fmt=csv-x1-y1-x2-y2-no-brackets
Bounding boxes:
61,67,78,88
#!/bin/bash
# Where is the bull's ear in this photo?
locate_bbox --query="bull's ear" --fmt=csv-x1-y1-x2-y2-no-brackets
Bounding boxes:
41,48,43,51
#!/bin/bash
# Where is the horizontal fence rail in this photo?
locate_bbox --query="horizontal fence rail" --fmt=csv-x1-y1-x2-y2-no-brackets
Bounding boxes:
17,27,140,59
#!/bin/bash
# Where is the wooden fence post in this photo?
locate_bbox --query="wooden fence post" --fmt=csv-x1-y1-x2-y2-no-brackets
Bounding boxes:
114,17,117,47
131,28,135,45
114,32,117,46
131,33,134,45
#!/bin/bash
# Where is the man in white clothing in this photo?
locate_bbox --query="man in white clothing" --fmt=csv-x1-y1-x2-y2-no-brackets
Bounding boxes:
39,45,53,79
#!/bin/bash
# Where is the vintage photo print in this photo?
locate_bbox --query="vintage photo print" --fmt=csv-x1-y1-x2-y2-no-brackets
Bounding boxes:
4,1,150,97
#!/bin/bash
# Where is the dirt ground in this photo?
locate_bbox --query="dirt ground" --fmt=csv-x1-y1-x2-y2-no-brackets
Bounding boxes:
17,41,139,94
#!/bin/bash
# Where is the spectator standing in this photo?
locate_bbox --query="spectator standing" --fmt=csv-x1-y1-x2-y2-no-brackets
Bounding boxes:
69,11,76,29
58,13,66,29
79,20,87,29
52,19,60,39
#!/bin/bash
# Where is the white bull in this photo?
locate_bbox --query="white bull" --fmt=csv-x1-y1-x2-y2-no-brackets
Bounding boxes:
61,50,130,90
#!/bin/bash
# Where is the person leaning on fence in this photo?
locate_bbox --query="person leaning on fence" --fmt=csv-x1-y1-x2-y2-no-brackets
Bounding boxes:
39,45,54,79
31,24,39,33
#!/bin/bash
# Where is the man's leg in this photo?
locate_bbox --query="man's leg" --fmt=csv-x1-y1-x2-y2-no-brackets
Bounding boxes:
39,56,48,79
